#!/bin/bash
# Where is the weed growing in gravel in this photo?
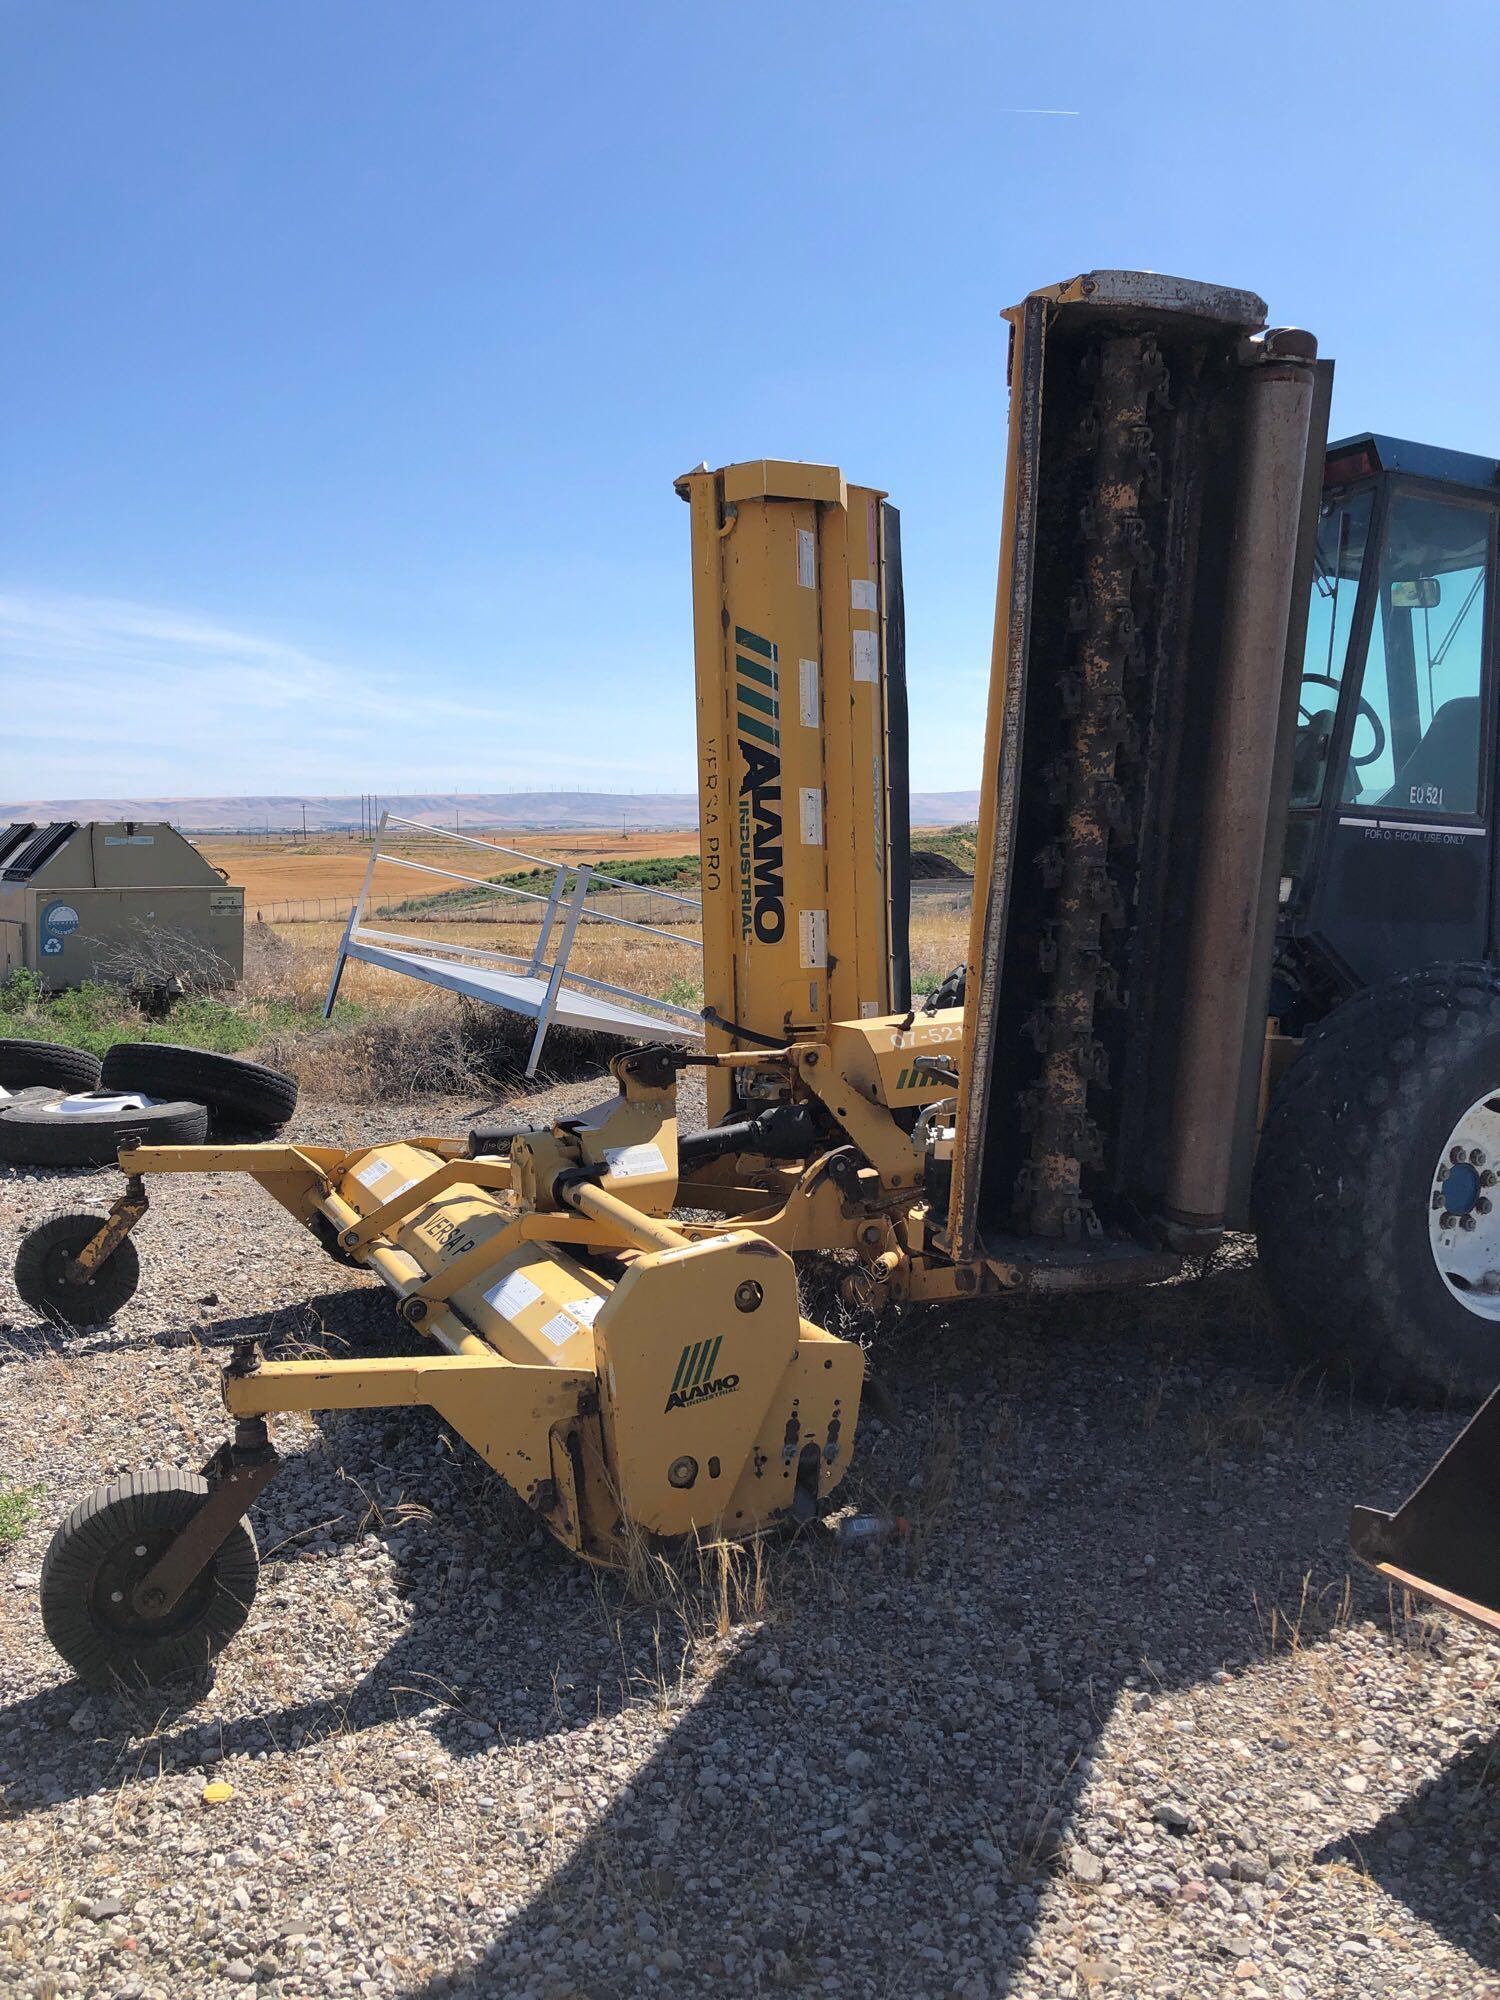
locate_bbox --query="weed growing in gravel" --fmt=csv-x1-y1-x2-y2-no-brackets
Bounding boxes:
0,1481,39,1547
1254,1569,1355,1657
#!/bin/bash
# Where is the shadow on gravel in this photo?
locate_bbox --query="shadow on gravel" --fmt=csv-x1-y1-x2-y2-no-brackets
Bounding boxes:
1314,1734,1500,1974
2,1254,1490,1997
386,1257,1491,2000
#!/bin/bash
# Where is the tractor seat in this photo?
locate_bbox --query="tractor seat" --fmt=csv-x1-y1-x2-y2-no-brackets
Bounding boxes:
1379,697,1480,814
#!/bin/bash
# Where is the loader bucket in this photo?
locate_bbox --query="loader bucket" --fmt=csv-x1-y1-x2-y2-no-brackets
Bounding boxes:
1350,1385,1500,1636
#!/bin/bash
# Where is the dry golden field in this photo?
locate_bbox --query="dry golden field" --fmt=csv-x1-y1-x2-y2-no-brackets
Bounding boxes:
198,826,963,919
197,828,708,913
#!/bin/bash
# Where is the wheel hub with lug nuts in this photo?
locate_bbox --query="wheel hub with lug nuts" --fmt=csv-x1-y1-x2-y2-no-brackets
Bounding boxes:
1429,1091,1500,1317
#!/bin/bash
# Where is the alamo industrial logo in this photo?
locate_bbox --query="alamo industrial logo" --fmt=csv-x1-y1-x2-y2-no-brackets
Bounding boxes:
734,625,785,946
664,1335,740,1414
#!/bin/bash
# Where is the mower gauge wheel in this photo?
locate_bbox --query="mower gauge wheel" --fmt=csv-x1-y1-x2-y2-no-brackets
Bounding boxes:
14,1212,142,1327
40,1469,259,1687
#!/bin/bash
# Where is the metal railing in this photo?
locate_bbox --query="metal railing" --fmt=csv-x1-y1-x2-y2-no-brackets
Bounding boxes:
323,814,704,1076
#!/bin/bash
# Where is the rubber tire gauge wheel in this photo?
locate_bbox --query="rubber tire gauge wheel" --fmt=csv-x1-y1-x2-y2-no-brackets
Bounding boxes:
40,1469,259,1687
13,1212,142,1326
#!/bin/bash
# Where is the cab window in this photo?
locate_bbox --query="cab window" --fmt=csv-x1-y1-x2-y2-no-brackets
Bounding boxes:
1291,489,1373,807
1349,492,1490,815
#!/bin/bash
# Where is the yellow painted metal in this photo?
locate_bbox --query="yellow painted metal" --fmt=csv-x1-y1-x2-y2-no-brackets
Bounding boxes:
679,459,901,1123
122,1059,867,1565
825,1008,964,1107
224,1352,593,1536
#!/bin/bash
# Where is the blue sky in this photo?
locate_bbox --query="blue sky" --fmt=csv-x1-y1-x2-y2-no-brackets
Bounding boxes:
3,1,1497,802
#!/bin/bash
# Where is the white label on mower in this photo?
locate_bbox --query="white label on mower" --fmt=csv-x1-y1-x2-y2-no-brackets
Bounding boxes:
851,577,877,611
796,528,816,588
860,1001,880,1018
799,787,824,847
484,1269,543,1319
800,909,828,969
798,658,819,727
539,1311,583,1349
563,1293,606,1326
353,1157,391,1189
852,629,879,682
604,1141,667,1179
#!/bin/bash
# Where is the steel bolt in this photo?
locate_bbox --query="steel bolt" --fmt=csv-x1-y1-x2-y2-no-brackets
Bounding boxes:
1461,1215,1478,1232
1432,1193,1445,1210
1478,1198,1492,1216
1452,1146,1466,1164
141,1586,165,1609
1440,1213,1457,1231
1471,1149,1487,1167
734,1280,763,1313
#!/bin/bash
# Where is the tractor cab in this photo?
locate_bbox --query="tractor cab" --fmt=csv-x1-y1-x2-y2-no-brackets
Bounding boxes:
1276,434,1499,1027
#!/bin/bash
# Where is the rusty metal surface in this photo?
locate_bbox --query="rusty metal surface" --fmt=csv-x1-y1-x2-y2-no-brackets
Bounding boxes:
1017,334,1162,1241
1163,341,1318,1232
952,296,1047,1266
953,271,1296,1265
1350,1386,1500,1637
131,1420,280,1618
66,1174,149,1282
1038,270,1268,329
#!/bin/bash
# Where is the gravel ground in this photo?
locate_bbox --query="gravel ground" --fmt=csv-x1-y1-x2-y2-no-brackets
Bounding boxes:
1,1073,1497,2000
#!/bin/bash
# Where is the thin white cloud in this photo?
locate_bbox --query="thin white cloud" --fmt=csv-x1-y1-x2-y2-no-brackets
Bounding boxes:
0,588,689,794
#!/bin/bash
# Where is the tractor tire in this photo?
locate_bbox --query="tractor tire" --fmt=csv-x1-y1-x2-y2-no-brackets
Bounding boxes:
0,1039,101,1093
1252,962,1500,1404
100,1043,298,1134
0,1093,208,1168
40,1469,259,1687
14,1212,142,1326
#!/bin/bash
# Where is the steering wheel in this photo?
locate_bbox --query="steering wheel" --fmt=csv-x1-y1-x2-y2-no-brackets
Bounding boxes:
1297,672,1387,768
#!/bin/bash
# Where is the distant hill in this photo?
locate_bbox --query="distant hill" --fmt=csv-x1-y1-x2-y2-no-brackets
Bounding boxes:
0,789,983,833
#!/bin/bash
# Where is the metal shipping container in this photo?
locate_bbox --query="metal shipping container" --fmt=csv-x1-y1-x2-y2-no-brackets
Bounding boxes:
0,821,244,991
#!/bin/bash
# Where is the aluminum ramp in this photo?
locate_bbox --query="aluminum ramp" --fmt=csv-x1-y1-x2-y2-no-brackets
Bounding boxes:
343,939,698,1041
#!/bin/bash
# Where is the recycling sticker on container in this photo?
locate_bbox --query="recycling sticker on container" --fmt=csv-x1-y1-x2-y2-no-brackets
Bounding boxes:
39,902,80,958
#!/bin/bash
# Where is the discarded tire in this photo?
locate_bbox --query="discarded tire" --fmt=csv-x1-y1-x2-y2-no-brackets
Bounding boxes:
13,1211,142,1325
0,1039,102,1093
0,1091,208,1167
1254,962,1500,1404
100,1044,298,1134
40,1469,259,1686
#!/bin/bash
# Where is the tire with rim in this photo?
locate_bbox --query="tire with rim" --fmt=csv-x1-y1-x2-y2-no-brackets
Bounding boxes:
13,1211,142,1325
40,1469,259,1686
0,1093,208,1168
1252,962,1500,1403
100,1043,297,1133
0,1039,101,1092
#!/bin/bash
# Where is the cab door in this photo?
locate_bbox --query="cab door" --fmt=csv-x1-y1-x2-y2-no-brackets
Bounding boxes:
1296,479,1496,988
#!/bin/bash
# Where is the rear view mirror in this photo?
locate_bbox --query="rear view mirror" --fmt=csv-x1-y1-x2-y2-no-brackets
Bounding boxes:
1392,578,1441,609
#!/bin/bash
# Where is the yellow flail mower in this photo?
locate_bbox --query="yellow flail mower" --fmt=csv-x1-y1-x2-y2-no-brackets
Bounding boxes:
20,1031,950,1686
